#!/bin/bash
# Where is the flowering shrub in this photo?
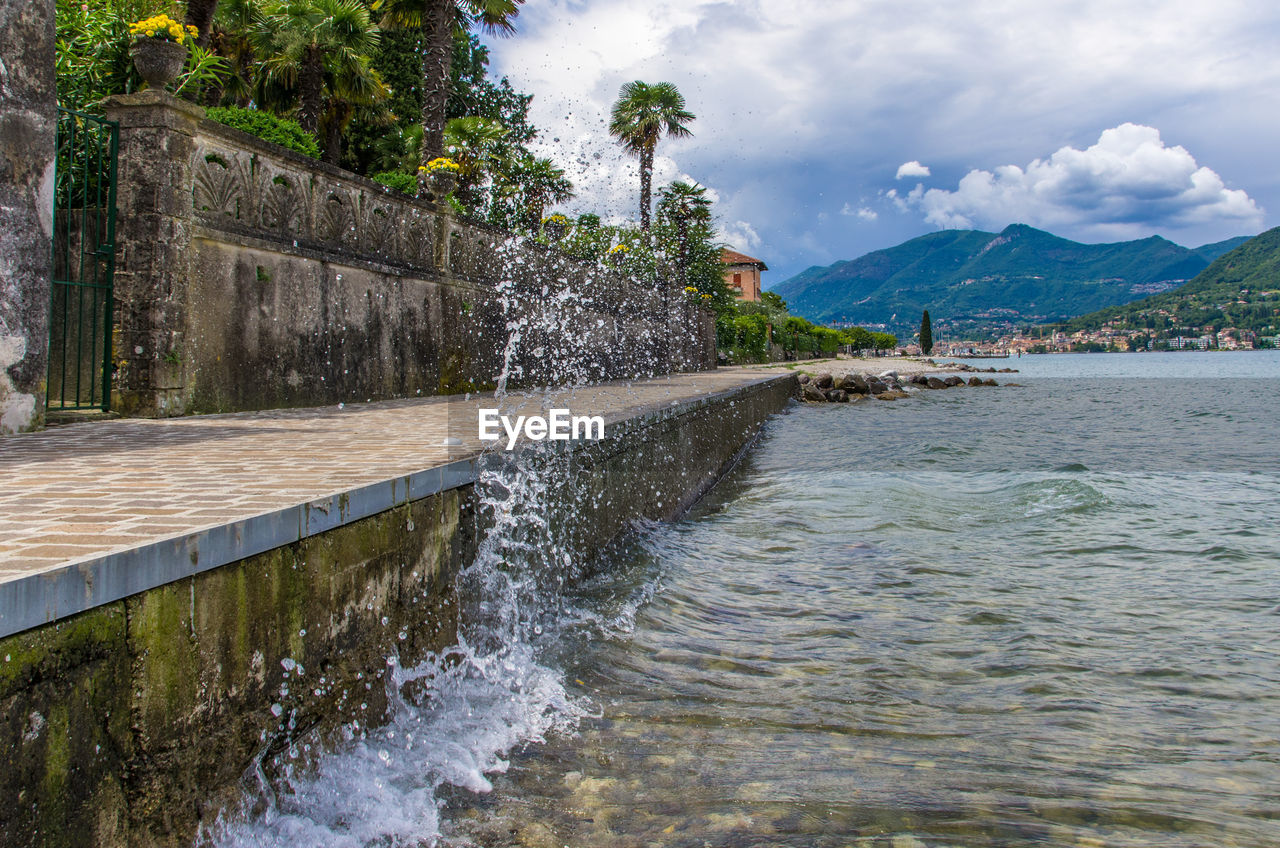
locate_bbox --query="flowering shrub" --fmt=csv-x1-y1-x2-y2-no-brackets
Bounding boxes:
418,157,461,174
129,14,198,45
607,244,629,256
542,214,570,226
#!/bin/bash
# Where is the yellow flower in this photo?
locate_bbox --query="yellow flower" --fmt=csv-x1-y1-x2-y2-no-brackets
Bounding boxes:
145,29,154,36
425,157,461,173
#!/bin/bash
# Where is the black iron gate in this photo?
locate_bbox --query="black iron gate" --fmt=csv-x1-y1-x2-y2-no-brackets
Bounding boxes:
48,107,119,411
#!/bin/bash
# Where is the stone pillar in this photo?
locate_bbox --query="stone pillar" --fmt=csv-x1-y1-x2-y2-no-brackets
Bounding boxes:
102,91,202,416
0,0,56,435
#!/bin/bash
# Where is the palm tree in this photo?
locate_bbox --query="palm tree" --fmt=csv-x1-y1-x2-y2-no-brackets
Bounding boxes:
208,0,266,107
491,154,572,231
609,81,695,230
656,180,712,287
319,57,392,165
186,0,222,46
376,0,523,173
252,0,381,137
444,116,508,211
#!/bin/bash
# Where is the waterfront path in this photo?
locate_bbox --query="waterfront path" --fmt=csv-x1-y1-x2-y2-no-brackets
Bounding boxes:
0,368,791,638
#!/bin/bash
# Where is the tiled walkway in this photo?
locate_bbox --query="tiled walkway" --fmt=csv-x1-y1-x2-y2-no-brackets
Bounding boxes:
0,369,790,636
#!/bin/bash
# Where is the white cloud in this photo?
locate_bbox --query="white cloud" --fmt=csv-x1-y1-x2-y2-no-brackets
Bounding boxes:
896,161,931,180
912,124,1263,237
719,220,761,251
842,203,878,221
489,0,1280,275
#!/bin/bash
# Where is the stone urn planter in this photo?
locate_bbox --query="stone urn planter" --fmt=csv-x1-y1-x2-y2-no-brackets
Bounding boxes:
131,38,187,89
543,218,569,242
428,170,457,202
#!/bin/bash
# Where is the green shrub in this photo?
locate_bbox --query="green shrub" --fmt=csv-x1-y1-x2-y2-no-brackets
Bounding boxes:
205,106,320,159
371,171,418,195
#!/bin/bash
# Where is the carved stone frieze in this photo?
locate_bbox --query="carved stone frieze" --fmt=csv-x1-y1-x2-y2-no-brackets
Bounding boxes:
190,134,442,273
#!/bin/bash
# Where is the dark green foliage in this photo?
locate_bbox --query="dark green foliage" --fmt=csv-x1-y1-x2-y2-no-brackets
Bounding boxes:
772,223,1250,336
919,309,933,354
343,29,536,176
1193,236,1254,263
206,106,321,158
1064,227,1280,336
370,171,418,195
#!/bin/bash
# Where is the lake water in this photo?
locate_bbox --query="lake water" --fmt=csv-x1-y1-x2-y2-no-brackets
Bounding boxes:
444,351,1280,847
210,351,1280,847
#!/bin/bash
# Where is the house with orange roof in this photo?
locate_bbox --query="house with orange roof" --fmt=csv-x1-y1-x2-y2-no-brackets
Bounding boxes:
720,248,767,302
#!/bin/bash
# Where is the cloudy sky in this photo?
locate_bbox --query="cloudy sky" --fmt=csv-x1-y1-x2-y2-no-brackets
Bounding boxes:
488,0,1280,282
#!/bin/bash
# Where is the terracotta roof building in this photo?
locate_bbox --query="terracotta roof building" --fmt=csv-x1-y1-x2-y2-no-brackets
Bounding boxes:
720,248,768,302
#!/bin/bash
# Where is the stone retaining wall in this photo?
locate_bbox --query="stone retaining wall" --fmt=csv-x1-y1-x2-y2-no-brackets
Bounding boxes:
0,373,795,846
101,91,715,417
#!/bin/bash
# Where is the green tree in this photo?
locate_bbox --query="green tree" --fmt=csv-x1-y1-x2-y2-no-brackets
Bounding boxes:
252,0,382,138
656,181,712,287
317,55,391,164
187,0,222,46
443,115,508,213
491,154,573,230
872,332,899,352
376,0,523,173
608,81,695,230
919,309,933,355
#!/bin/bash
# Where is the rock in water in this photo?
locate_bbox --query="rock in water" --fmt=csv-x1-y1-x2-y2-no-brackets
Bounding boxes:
926,377,948,389
802,383,827,402
815,373,835,389
826,388,849,403
797,373,811,384
840,374,870,394
944,376,965,387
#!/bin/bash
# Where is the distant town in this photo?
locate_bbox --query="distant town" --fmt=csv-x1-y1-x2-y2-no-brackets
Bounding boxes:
910,324,1280,357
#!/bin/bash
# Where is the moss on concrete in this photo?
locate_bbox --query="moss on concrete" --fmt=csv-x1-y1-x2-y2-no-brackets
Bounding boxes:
0,604,132,847
2,376,792,846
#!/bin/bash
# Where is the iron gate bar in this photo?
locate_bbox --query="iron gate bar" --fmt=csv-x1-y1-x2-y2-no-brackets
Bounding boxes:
49,107,118,411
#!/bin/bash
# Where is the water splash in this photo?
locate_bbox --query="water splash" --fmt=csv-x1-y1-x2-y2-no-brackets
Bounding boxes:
200,232,697,847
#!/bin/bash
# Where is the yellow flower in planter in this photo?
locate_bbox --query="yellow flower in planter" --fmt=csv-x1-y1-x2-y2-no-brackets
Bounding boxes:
425,157,461,174
129,13,190,44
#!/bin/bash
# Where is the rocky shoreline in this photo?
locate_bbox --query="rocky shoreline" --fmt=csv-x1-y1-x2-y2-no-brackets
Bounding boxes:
786,358,1019,403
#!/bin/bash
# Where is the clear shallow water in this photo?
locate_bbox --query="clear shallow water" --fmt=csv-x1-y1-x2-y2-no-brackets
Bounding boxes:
445,354,1280,847
207,352,1280,847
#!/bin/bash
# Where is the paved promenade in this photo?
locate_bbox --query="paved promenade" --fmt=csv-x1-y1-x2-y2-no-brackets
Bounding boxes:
0,368,791,637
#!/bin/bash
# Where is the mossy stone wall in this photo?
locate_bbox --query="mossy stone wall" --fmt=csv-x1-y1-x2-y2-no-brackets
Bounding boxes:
1,374,793,846
0,488,472,846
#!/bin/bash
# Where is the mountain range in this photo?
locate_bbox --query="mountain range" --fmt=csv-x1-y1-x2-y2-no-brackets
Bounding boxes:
771,224,1253,336
1063,227,1280,337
